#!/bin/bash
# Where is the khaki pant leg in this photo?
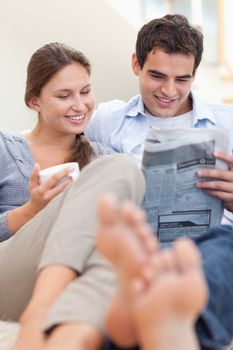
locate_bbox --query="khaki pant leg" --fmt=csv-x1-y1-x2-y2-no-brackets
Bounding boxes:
0,191,66,321
41,154,145,333
39,154,145,272
0,154,145,325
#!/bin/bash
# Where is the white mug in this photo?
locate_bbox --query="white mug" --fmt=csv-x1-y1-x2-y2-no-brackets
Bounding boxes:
39,162,79,184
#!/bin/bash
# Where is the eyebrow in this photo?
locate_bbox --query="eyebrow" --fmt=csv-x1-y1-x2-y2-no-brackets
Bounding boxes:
54,89,71,93
54,84,91,93
147,69,192,79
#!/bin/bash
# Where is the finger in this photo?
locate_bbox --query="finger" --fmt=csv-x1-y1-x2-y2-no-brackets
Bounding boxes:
213,151,233,167
196,180,233,193
197,168,233,182
202,188,233,203
197,185,233,211
29,163,41,189
40,168,73,191
43,177,72,201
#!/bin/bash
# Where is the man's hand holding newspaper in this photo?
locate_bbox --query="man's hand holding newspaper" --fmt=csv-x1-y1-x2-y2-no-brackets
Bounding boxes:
142,128,230,244
196,151,233,213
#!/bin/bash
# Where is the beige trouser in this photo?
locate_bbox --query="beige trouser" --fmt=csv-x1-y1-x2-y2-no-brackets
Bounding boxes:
0,154,145,333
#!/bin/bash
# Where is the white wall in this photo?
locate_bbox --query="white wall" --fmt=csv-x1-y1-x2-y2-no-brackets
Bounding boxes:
107,0,144,28
224,0,233,70
0,0,138,131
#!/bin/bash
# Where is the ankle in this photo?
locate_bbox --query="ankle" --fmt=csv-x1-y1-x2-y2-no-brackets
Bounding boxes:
47,323,103,350
20,304,47,325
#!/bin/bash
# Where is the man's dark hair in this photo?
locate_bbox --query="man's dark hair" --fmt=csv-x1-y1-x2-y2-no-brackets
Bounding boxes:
136,14,203,72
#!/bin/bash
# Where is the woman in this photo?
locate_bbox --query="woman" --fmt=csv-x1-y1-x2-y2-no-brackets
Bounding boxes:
0,42,145,350
2,42,100,239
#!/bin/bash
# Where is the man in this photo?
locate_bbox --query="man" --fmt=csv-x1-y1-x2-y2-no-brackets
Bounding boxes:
86,14,233,221
86,14,233,350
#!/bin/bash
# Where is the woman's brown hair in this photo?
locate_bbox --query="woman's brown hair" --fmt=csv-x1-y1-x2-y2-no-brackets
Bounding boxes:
25,42,94,169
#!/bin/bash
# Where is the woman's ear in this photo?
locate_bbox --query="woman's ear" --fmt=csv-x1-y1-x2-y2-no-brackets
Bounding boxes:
28,96,40,111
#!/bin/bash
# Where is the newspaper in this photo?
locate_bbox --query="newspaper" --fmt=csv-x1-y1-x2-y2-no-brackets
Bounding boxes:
141,128,230,245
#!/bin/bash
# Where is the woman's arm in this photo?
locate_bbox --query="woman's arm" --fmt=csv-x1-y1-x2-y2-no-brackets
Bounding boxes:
7,164,72,234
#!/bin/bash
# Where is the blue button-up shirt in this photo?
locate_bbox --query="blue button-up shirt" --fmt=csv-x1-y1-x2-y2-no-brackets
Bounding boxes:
86,92,233,165
0,130,110,241
86,92,233,225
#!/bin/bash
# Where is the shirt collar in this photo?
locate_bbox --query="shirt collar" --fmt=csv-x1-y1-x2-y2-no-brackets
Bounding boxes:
126,92,217,126
127,95,147,118
190,91,217,126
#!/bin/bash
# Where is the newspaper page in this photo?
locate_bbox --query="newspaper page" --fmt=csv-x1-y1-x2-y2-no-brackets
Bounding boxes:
142,128,230,245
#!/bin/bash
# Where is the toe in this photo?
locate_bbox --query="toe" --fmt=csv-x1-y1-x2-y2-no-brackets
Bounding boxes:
97,193,119,226
173,238,201,272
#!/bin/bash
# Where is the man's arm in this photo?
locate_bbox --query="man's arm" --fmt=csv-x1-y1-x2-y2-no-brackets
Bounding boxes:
85,110,103,143
85,99,126,145
196,151,233,212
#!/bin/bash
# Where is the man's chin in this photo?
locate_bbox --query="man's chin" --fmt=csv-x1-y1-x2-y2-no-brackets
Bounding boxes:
153,110,176,118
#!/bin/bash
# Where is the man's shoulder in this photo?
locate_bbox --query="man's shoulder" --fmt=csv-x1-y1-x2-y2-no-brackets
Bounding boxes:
206,100,233,113
86,95,141,143
94,95,140,120
192,93,233,127
97,99,126,112
194,93,233,114
206,101,233,126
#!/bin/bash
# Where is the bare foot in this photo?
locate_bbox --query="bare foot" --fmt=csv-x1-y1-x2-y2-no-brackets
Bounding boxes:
96,194,158,347
96,193,157,280
129,238,208,350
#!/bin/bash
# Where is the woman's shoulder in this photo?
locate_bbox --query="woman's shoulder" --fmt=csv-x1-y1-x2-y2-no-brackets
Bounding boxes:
0,129,31,163
0,129,27,146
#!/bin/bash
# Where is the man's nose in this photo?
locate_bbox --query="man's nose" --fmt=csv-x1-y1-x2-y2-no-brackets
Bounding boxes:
160,80,176,97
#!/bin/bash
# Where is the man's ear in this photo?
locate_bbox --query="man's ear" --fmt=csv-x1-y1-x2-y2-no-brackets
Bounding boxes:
28,96,40,111
131,53,141,76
